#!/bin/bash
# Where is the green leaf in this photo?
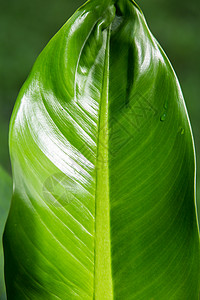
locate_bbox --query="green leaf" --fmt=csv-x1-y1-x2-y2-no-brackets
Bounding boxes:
4,0,200,298
0,167,12,300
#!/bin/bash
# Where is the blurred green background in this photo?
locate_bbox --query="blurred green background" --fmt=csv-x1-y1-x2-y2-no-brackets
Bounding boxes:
0,0,200,211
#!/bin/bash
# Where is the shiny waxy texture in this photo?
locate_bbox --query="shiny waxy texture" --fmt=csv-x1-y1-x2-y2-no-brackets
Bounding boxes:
0,167,12,300
3,0,200,299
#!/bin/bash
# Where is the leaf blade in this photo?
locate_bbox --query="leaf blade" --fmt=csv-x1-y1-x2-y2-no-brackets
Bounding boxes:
4,0,200,299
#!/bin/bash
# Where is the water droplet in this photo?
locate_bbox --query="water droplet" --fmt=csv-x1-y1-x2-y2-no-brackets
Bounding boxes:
160,112,167,122
180,128,185,135
177,126,185,135
164,101,168,110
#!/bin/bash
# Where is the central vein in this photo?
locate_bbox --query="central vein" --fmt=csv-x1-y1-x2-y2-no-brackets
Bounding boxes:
94,27,113,299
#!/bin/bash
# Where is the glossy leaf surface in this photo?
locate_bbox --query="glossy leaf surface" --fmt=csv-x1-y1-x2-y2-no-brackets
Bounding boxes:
4,0,200,299
0,167,12,300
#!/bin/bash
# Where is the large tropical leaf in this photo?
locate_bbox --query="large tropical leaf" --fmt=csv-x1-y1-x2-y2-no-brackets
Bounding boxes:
4,0,200,298
0,166,12,300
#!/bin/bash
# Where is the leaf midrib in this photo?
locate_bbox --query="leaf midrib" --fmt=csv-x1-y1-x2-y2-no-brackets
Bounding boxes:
93,26,113,300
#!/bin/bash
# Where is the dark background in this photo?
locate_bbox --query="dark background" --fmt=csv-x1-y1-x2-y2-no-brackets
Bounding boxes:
0,0,200,211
